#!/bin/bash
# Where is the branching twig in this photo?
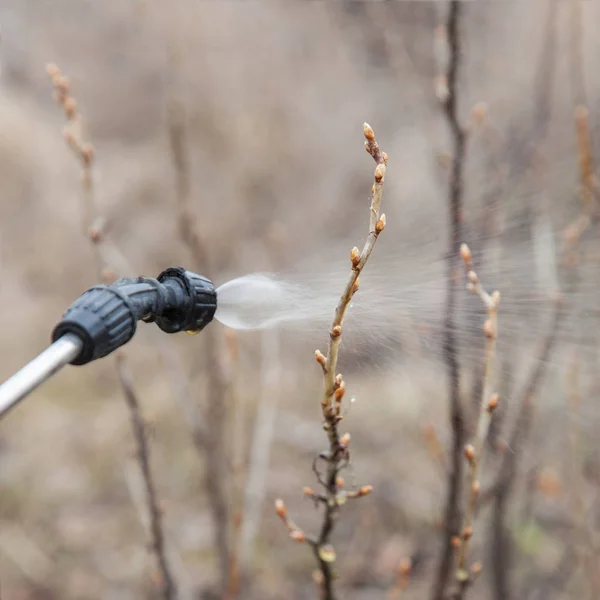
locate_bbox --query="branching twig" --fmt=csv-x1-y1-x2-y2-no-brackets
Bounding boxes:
46,64,176,600
275,123,387,600
432,3,467,599
452,245,500,597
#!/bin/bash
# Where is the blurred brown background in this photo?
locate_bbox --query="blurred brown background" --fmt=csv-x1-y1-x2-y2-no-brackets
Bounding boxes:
1,1,599,599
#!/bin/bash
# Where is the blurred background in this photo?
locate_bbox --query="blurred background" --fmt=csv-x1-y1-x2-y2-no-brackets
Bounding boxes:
1,1,599,599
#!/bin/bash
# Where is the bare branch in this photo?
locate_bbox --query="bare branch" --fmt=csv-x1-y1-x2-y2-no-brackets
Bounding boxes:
46,64,177,600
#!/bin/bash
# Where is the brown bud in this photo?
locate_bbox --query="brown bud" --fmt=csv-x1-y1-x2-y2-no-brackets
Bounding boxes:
358,484,373,497
303,486,314,497
88,225,103,244
352,278,360,295
335,476,345,488
63,128,76,146
101,267,117,284
81,143,95,165
363,122,375,141
334,373,343,387
487,393,499,412
334,381,346,400
471,562,483,577
374,164,385,182
574,105,589,123
463,525,473,540
464,444,476,463
340,433,351,447
53,75,70,94
483,319,495,339
382,151,388,165
290,529,305,543
460,243,472,268
467,270,478,285
471,102,488,126
274,499,287,520
350,246,361,267
331,325,342,338
472,480,480,496
46,63,61,78
315,350,327,367
451,536,461,548
376,213,386,234
398,557,412,577
63,96,77,119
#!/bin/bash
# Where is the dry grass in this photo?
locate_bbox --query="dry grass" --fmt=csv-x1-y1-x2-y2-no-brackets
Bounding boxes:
0,2,600,599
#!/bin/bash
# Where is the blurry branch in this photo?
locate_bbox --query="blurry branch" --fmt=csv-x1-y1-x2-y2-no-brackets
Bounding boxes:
275,123,387,600
452,245,500,598
431,3,467,600
46,64,177,600
167,87,231,595
117,354,176,600
388,558,412,599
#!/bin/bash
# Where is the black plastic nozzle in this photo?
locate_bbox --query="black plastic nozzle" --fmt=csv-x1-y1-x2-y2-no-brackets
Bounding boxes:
51,267,216,365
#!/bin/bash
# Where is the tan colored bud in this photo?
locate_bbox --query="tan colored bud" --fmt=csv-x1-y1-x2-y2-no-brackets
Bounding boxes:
464,444,476,463
290,529,305,543
460,243,472,268
331,325,342,338
358,484,373,497
463,525,473,540
483,319,495,339
398,558,412,576
340,433,351,447
471,102,488,126
63,96,77,119
350,246,361,267
487,393,499,412
335,476,344,488
471,562,483,576
376,213,386,234
334,373,343,387
334,381,346,400
315,350,327,367
81,143,95,165
382,151,388,164
467,270,478,285
274,499,287,520
363,122,375,141
53,75,70,94
472,480,480,496
46,63,61,78
303,487,314,497
374,164,385,182
352,278,360,295
451,536,461,548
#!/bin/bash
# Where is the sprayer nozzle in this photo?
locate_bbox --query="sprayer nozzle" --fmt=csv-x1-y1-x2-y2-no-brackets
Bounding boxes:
51,267,216,365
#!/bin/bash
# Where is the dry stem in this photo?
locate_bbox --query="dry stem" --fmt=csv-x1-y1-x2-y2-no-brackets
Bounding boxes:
432,3,467,599
167,92,231,594
275,123,386,600
47,64,176,600
453,245,500,594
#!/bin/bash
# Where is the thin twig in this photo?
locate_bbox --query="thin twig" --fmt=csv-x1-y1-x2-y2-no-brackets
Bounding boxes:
46,63,177,600
167,90,231,594
453,245,500,597
117,353,177,600
432,3,467,599
275,123,387,600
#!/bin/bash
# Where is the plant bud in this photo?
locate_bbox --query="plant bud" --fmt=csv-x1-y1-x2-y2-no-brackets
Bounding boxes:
363,122,375,141
487,393,499,412
350,246,361,267
376,213,386,234
290,529,305,543
464,444,476,463
274,499,287,520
